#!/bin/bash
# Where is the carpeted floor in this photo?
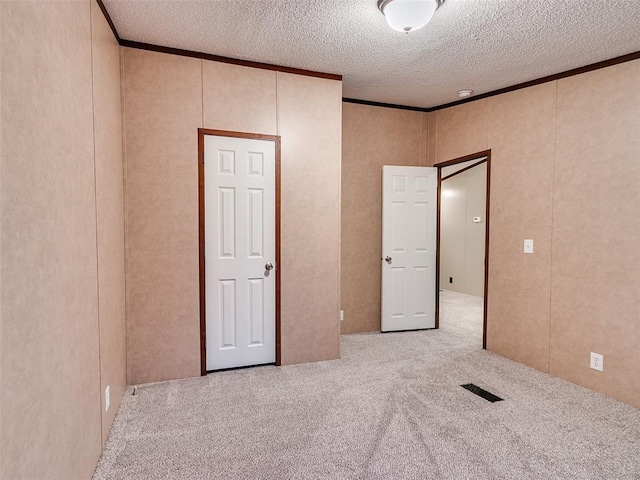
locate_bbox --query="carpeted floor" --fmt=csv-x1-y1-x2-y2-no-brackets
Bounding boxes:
93,291,640,479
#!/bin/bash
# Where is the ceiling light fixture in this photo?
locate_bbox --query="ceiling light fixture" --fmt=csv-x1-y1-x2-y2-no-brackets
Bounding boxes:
378,0,445,33
458,89,473,98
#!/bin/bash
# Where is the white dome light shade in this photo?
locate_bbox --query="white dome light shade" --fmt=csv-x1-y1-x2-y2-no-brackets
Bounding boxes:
378,0,441,33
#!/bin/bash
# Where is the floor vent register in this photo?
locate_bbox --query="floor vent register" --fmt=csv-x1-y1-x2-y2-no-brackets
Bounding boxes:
461,383,503,403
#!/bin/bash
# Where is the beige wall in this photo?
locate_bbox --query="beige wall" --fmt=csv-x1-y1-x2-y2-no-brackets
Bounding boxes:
203,61,277,135
122,49,342,383
0,1,125,478
549,61,640,407
483,83,556,374
91,0,127,444
431,99,489,165
277,72,342,364
341,103,427,333
440,162,487,297
426,62,640,408
122,49,203,385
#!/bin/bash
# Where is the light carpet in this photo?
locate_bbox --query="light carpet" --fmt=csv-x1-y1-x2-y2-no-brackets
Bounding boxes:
93,291,640,479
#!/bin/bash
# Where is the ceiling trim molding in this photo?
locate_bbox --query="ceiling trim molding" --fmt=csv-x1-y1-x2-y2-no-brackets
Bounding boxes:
96,0,120,42
344,49,640,113
342,97,429,112
96,1,639,112
96,1,341,81
119,40,343,81
428,49,640,112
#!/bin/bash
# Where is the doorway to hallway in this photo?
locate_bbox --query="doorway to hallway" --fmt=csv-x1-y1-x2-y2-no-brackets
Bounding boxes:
434,151,491,348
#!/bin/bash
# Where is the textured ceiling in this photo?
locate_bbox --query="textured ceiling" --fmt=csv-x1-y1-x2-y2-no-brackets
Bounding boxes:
103,0,640,108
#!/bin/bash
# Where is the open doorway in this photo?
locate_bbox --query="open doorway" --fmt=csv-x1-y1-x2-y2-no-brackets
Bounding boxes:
434,151,491,348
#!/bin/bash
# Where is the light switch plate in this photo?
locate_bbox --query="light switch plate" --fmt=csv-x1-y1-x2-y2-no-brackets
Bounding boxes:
105,385,110,412
472,216,482,223
524,239,534,254
340,310,344,321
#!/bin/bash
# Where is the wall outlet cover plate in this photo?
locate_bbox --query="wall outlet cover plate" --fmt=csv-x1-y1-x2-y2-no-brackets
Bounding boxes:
590,352,604,372
524,239,534,254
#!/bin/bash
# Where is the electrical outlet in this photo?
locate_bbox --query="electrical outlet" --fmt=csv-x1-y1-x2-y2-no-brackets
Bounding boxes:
105,385,110,412
524,239,534,254
340,310,344,321
590,352,603,372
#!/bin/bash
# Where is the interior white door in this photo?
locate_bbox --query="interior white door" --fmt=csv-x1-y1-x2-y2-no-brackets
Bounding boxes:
204,134,276,370
381,166,437,332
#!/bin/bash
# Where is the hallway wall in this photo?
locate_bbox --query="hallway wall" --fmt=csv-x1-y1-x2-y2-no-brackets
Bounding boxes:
440,162,487,297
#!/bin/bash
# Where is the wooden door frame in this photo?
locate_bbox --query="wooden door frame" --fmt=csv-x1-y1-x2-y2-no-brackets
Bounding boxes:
198,128,282,375
433,150,491,349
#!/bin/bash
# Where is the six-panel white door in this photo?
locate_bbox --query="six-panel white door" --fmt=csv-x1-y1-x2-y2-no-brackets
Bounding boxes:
381,166,437,332
205,135,276,370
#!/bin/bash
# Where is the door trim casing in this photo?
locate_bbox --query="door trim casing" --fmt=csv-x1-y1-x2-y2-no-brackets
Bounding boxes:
198,128,282,375
434,150,491,349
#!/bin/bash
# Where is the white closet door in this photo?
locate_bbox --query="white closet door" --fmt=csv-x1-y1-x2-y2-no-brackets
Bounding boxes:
204,134,276,370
